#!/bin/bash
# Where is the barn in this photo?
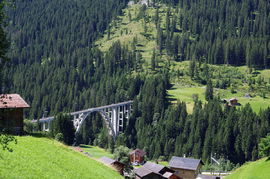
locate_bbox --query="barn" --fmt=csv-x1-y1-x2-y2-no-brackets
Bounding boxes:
0,94,30,134
135,161,181,179
100,156,125,175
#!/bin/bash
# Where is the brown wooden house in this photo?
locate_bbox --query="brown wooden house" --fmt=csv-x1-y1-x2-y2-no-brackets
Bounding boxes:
135,161,181,179
130,148,146,165
0,94,30,134
168,156,204,179
135,166,163,179
100,156,125,175
229,98,238,106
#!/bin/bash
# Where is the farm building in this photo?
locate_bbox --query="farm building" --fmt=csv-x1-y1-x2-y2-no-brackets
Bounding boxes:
130,148,146,165
135,166,162,179
229,98,238,106
168,156,204,179
135,161,181,179
0,94,29,134
99,156,125,175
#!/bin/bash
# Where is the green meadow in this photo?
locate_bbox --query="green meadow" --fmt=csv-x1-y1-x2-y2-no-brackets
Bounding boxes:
226,158,270,179
0,136,122,179
168,85,270,114
80,145,113,159
168,61,270,113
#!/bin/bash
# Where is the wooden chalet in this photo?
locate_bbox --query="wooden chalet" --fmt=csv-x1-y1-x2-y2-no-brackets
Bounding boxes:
130,148,146,165
99,156,125,175
135,161,181,179
229,98,238,106
0,94,30,134
168,156,204,179
135,166,162,179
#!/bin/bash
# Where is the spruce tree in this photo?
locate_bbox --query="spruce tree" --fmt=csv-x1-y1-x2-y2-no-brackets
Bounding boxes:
205,80,214,101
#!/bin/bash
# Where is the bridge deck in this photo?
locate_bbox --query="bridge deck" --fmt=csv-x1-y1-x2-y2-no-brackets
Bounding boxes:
33,100,133,123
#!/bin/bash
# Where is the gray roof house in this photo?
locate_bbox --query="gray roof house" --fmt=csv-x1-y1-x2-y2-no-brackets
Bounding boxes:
169,157,204,171
168,157,204,179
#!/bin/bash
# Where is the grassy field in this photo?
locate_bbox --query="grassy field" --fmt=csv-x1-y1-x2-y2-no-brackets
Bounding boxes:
226,158,270,179
95,4,156,61
0,136,122,179
80,145,113,159
168,61,270,113
95,4,181,67
168,84,270,114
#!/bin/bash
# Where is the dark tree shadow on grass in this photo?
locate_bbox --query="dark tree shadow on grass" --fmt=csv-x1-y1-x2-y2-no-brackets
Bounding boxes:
79,144,92,149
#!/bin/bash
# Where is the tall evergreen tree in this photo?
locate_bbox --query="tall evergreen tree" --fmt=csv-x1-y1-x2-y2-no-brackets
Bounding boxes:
205,80,213,101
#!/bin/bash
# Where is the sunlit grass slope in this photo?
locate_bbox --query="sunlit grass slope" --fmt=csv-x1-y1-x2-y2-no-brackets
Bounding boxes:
226,158,270,179
80,144,113,159
95,4,181,66
168,61,270,113
0,136,122,179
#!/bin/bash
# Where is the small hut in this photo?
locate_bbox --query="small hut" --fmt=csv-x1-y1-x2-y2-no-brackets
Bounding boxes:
229,98,238,106
130,149,146,165
135,161,181,179
100,156,125,175
0,94,30,134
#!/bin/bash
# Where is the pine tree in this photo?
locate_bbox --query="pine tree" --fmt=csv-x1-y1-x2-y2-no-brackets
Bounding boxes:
205,80,214,101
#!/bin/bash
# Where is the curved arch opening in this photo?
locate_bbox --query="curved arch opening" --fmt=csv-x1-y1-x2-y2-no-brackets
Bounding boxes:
75,111,113,146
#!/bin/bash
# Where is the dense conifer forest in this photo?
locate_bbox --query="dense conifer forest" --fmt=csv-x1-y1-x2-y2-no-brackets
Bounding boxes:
153,0,270,68
3,0,130,118
3,0,270,165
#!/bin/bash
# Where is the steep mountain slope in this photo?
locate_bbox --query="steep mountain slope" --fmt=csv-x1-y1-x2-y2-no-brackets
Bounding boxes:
4,0,129,118
4,0,269,118
93,2,270,165
96,2,270,113
0,136,122,178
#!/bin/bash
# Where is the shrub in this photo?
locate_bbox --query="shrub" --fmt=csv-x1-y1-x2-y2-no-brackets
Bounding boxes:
24,120,38,133
50,113,75,145
55,133,64,142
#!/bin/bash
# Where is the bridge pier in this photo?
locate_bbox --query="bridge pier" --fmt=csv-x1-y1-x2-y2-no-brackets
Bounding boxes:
42,121,50,132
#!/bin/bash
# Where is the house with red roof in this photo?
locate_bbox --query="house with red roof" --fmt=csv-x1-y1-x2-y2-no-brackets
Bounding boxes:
0,94,30,134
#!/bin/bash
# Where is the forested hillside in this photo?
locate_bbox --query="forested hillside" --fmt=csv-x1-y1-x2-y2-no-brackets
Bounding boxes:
154,0,270,68
3,0,270,166
4,0,130,118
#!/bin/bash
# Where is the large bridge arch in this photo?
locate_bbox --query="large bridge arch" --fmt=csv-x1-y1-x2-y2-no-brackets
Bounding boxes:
73,110,116,139
34,101,133,140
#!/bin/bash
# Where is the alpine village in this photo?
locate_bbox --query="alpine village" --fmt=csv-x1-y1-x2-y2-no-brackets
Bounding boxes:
0,0,270,178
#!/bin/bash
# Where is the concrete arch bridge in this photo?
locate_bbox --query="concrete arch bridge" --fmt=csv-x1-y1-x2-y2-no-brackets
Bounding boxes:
34,101,133,139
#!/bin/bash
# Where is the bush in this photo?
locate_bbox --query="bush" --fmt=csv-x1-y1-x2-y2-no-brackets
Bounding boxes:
24,120,38,133
50,113,75,145
113,146,132,172
55,133,64,142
